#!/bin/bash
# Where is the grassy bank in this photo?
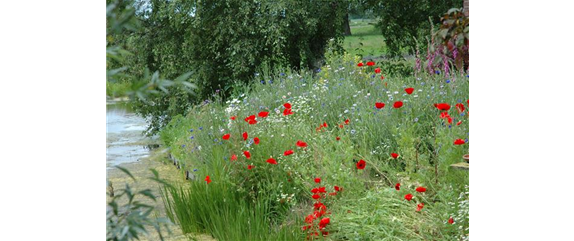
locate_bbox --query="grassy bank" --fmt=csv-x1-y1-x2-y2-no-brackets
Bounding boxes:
343,19,387,58
157,53,469,240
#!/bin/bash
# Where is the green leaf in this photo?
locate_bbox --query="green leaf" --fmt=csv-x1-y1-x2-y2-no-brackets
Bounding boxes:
115,166,136,182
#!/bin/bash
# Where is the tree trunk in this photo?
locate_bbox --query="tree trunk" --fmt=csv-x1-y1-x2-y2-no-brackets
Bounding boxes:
343,13,351,36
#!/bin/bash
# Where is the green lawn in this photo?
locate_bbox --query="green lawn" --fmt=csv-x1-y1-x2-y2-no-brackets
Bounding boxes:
343,19,387,58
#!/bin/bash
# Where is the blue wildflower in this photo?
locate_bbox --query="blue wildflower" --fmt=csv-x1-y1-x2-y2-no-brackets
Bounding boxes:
189,129,193,132
435,70,441,74
193,169,198,172
199,127,203,130
446,79,451,83
182,144,186,148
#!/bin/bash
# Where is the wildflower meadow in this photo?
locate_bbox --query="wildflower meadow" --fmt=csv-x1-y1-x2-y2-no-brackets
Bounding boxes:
157,53,469,240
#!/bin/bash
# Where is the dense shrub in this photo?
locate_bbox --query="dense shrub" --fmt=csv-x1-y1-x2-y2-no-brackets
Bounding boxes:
424,8,470,75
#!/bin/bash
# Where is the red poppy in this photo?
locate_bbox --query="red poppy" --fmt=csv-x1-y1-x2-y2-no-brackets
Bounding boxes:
245,115,256,122
266,158,277,165
454,139,466,145
336,137,340,141
230,116,236,120
242,132,248,141
222,134,230,140
314,178,321,183
323,122,328,127
205,175,211,184
455,103,465,113
356,159,366,169
283,108,293,116
357,62,364,67
319,217,330,227
329,192,337,196
254,137,260,145
318,187,326,193
374,67,381,73
393,101,403,108
381,76,385,80
311,188,320,194
344,119,350,125
312,194,320,199
395,183,400,190
243,151,251,159
284,149,294,156
258,111,269,118
375,102,385,109
434,103,451,111
416,203,424,212
366,61,375,66
416,186,426,193
334,186,342,192
447,116,453,124
339,124,343,128
448,217,454,224
284,103,292,109
391,153,399,159
231,154,237,161
247,165,254,170
245,115,258,125
296,140,307,148
405,193,413,201
440,112,450,119
457,120,462,126
305,214,316,224
405,87,414,94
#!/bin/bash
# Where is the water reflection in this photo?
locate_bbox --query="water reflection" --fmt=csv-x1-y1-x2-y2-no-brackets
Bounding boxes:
106,101,155,169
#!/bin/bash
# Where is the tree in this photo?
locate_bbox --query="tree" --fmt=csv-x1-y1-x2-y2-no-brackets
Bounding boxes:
111,0,348,135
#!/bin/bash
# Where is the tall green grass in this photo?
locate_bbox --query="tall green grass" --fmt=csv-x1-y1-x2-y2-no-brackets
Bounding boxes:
161,179,302,241
158,52,469,240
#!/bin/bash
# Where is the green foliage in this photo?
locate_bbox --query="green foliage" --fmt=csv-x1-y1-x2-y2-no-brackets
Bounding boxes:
375,58,414,77
157,53,469,240
365,0,459,57
112,0,349,134
106,167,171,241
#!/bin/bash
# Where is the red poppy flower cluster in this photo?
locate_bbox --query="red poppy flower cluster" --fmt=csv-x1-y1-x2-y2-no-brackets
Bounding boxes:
244,115,257,125
205,175,211,184
303,178,339,238
283,102,294,116
316,122,328,132
397,183,428,211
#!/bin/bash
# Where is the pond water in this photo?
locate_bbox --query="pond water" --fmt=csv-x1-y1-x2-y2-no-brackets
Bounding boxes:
106,101,157,169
